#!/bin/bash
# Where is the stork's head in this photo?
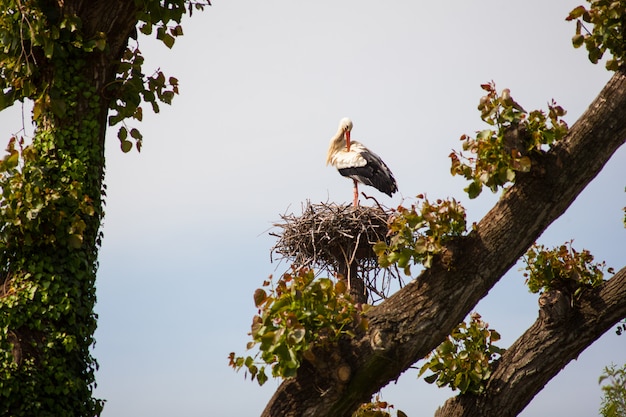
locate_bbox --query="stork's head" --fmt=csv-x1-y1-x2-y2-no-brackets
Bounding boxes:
339,117,353,151
339,117,353,133
327,117,354,165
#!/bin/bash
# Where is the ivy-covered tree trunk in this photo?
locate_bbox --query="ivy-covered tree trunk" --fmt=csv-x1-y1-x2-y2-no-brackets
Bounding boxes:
259,69,626,417
0,1,158,415
0,57,106,416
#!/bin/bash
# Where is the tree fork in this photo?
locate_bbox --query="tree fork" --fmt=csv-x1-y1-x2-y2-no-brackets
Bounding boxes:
435,266,626,417
261,69,626,417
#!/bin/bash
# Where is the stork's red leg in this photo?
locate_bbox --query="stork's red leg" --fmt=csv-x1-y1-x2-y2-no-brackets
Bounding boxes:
353,179,359,207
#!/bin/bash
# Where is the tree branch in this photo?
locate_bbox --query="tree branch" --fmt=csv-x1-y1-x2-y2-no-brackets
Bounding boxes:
434,266,626,417
261,69,626,417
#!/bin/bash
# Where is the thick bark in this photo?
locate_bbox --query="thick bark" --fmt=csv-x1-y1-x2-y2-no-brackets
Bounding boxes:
434,267,626,417
261,69,626,417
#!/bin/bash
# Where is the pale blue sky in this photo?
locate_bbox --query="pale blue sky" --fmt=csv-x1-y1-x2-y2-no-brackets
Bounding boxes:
0,1,624,416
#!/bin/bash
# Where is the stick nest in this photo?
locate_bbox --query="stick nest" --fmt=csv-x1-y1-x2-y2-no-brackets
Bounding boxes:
270,201,403,302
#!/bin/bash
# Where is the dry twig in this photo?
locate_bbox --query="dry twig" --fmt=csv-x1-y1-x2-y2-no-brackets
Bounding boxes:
270,201,403,303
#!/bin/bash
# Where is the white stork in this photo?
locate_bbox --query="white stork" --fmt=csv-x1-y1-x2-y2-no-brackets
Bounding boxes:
326,117,398,206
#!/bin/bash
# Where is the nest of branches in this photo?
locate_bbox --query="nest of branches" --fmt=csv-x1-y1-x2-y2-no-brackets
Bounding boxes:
270,201,403,302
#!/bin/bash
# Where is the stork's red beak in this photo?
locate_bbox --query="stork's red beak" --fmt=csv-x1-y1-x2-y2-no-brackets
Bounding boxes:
345,130,351,151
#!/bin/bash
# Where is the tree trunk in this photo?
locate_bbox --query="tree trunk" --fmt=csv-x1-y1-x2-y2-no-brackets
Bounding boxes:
0,2,141,415
338,260,367,304
261,69,626,417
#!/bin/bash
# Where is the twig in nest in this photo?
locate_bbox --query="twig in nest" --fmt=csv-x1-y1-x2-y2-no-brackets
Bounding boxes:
270,200,403,302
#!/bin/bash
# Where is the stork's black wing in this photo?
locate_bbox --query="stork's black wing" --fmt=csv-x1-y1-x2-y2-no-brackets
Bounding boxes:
338,150,397,197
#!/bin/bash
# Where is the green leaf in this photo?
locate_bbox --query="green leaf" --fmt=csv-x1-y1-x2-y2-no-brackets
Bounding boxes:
129,128,143,140
606,59,620,71
466,181,482,199
67,234,83,249
423,373,438,384
4,151,19,169
171,25,184,36
0,91,10,111
439,339,455,355
455,373,469,393
572,34,585,48
140,22,153,35
566,5,587,21
117,126,128,140
120,140,133,153
95,38,106,51
490,330,501,342
161,33,176,49
505,168,515,182
256,368,268,385
133,106,143,121
50,98,67,118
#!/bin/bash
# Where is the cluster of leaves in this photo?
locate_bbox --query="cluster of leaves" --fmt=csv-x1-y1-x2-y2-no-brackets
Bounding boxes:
450,82,568,198
0,52,104,415
0,0,209,154
599,363,626,417
353,397,407,417
110,41,181,153
419,313,504,395
567,1,626,70
0,2,104,111
229,267,365,385
109,1,211,152
373,195,467,273
112,1,211,152
0,135,96,250
0,1,210,415
522,241,613,301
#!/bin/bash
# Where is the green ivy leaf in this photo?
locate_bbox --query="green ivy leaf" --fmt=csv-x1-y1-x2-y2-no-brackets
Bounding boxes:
67,234,83,249
120,140,133,153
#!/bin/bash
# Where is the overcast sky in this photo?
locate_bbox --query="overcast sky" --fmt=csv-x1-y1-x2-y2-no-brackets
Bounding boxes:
1,1,624,416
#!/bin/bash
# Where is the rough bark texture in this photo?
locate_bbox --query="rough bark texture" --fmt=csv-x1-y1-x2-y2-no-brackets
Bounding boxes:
435,266,626,417
261,70,626,417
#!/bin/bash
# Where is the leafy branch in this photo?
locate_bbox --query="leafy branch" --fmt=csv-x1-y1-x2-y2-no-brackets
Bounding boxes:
450,82,568,198
108,44,180,152
567,1,626,70
522,241,613,302
599,363,626,417
373,195,467,273
229,267,365,386
419,312,504,395
106,1,210,152
353,396,408,417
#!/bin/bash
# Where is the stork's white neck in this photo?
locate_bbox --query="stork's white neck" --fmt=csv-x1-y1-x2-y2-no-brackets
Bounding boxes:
326,129,345,165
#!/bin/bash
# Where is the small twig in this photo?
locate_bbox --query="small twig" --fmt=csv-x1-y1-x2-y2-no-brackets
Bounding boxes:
362,192,385,212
